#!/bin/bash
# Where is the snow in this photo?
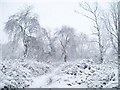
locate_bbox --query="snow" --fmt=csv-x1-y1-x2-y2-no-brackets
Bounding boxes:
0,59,52,88
29,59,118,88
0,59,118,88
29,75,49,88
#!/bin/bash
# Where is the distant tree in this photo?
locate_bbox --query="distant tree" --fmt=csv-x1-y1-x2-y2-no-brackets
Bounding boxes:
76,33,89,59
2,40,20,59
56,26,76,62
42,28,57,59
4,6,40,58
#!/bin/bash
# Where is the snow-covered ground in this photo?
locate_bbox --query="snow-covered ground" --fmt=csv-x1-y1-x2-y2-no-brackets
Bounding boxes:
29,59,118,88
0,59,118,88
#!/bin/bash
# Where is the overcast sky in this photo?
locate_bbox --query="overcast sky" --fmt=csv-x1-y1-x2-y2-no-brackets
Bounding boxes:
0,0,113,44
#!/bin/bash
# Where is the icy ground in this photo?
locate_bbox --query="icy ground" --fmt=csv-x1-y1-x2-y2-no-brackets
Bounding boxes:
0,59,118,88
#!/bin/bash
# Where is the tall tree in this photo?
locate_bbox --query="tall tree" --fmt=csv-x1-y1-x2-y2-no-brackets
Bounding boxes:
77,2,104,63
101,2,118,54
4,6,40,57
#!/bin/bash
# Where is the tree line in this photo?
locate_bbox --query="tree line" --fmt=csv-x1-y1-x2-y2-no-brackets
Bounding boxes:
1,1,120,64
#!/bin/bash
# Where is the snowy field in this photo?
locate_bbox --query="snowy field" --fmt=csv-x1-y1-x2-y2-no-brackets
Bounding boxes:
0,59,118,88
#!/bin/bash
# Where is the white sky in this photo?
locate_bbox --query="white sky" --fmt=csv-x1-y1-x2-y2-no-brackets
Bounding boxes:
0,0,114,44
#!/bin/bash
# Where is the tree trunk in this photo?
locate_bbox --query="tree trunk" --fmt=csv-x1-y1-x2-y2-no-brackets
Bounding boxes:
24,43,28,58
99,47,103,64
64,54,67,62
118,1,120,87
23,30,28,58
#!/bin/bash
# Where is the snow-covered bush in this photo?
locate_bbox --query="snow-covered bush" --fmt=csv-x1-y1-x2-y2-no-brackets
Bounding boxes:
0,59,52,88
47,59,118,88
23,61,52,77
0,59,32,88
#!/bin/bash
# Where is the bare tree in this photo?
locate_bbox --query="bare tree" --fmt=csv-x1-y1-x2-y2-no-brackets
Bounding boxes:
42,28,57,59
110,2,118,53
4,6,40,58
76,33,89,59
101,2,118,54
56,26,76,62
77,2,104,63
